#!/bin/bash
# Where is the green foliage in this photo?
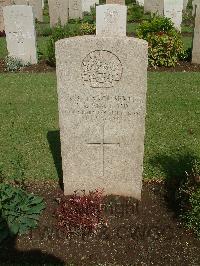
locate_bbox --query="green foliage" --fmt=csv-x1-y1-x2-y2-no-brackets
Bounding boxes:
127,4,144,22
4,56,30,72
0,183,45,239
45,23,81,66
137,16,185,67
176,159,200,237
80,22,96,35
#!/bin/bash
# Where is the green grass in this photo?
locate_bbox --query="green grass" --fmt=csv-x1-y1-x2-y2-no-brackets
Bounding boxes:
0,72,200,182
182,36,193,49
0,38,7,59
144,72,200,179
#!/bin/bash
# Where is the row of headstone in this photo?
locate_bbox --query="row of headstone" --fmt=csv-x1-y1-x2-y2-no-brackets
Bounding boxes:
144,0,183,31
56,3,148,199
0,0,43,32
48,0,99,28
13,0,43,21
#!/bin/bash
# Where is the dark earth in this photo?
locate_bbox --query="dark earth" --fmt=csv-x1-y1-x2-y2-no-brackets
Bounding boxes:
0,180,200,266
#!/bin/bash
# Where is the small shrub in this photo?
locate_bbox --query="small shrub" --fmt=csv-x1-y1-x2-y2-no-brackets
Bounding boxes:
176,159,200,236
127,4,144,22
56,189,106,234
4,56,30,72
80,22,96,35
0,183,45,237
137,16,185,67
45,23,81,66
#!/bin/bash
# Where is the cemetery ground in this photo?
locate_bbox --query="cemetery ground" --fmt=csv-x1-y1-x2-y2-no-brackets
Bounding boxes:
1,72,200,265
1,3,200,266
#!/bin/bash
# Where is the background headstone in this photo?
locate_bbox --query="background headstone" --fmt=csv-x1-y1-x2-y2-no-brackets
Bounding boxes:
144,0,164,15
183,0,188,10
13,0,28,4
48,0,68,27
28,0,43,22
96,4,127,36
13,0,43,21
136,0,144,6
192,0,199,15
164,0,183,31
106,0,125,4
192,4,200,63
55,36,148,199
69,0,82,19
0,0,11,32
3,5,37,64
82,0,99,13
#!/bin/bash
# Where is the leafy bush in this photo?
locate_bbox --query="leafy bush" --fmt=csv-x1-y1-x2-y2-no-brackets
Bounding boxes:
137,16,185,67
56,189,106,234
4,56,30,72
127,4,144,22
176,159,200,236
45,23,81,66
80,22,96,35
0,183,45,238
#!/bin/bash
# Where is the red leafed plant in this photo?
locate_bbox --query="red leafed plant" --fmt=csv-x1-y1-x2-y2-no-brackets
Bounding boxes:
56,189,106,234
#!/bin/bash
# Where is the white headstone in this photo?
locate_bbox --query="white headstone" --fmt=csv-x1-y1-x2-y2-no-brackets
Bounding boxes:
56,35,148,199
28,0,43,22
192,4,200,63
96,4,127,36
69,0,83,19
3,5,37,64
144,0,164,15
164,0,183,31
0,0,11,32
48,0,68,27
137,0,144,6
183,0,188,10
13,0,28,4
192,0,199,15
82,0,99,13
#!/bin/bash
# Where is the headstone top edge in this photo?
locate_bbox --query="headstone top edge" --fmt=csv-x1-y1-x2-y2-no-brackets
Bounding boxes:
97,4,127,8
55,35,148,48
3,4,32,10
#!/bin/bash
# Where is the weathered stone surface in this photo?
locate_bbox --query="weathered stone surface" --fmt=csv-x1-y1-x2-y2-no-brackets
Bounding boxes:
13,0,28,4
3,5,37,64
0,0,11,32
106,0,125,5
48,0,68,27
183,0,188,10
55,36,148,199
69,0,82,19
96,4,127,36
137,0,144,6
192,4,200,63
13,0,43,21
82,0,99,13
164,0,183,31
28,0,43,22
192,0,199,15
144,0,163,15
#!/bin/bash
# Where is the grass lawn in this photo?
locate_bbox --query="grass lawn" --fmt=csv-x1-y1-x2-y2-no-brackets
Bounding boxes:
0,72,200,182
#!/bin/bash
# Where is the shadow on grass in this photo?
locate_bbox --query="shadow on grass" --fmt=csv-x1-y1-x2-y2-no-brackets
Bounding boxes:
0,217,65,265
47,130,63,190
149,151,198,214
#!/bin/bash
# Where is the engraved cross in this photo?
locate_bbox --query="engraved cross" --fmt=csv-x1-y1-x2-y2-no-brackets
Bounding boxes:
87,124,120,176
